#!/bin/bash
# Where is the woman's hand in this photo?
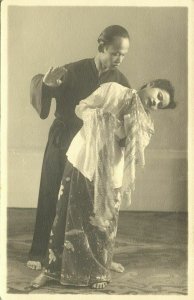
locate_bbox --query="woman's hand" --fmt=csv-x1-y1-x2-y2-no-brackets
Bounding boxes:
43,66,67,87
117,98,131,120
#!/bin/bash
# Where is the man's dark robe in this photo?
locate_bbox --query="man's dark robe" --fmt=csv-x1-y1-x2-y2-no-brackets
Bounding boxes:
29,58,130,262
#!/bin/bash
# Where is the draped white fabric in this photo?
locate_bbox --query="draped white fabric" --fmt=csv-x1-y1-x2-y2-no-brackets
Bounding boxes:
66,82,154,229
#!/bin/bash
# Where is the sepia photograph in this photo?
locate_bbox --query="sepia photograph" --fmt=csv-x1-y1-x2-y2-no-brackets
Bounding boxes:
1,0,193,298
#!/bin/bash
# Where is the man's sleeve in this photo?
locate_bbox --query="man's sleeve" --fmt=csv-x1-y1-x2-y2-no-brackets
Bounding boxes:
30,74,53,119
30,69,68,119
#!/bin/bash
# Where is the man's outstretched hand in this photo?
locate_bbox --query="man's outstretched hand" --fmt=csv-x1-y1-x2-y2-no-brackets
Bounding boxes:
43,66,67,87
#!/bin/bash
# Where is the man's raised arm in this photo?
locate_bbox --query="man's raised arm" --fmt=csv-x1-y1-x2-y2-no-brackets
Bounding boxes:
30,66,67,119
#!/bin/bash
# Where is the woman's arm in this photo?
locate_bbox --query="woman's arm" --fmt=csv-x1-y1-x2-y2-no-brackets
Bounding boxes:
114,91,135,143
114,119,126,140
75,86,104,120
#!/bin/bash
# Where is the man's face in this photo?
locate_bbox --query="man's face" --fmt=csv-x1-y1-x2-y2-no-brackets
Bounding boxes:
102,37,130,69
139,86,170,111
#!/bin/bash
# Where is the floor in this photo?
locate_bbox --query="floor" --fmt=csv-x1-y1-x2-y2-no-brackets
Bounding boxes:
7,208,188,295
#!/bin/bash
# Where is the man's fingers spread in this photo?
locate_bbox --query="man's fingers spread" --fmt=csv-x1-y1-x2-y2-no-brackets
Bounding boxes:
53,67,64,74
54,68,68,79
57,67,67,75
52,66,60,72
46,67,53,75
59,69,67,77
45,66,67,83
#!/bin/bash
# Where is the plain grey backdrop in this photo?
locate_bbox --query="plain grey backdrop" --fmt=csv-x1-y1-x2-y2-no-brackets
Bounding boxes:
7,6,187,211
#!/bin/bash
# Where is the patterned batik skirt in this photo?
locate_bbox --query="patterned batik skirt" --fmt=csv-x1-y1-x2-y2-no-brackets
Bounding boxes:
42,160,121,287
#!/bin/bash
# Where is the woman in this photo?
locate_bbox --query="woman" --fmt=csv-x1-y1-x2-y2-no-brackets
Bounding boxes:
31,79,175,289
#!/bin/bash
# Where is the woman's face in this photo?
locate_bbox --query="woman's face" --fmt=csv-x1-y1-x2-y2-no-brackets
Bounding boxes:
102,37,130,69
138,86,170,111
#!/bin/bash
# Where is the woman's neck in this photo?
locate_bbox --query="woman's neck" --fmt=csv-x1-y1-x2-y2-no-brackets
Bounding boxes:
137,90,150,115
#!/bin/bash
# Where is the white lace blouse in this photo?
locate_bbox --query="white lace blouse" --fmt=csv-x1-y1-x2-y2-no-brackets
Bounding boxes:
66,82,136,188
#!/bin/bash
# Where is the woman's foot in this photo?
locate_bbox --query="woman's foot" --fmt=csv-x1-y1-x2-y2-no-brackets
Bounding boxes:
30,273,50,289
110,261,125,273
27,260,42,270
91,282,108,289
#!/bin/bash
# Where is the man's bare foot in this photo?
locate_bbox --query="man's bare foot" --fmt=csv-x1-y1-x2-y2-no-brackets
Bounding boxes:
30,272,50,289
91,282,108,289
110,262,125,273
27,260,42,270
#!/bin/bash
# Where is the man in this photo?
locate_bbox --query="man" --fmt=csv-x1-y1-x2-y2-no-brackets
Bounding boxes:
28,25,131,273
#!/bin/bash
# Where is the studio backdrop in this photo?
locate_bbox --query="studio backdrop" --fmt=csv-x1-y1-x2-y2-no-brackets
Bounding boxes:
7,6,187,211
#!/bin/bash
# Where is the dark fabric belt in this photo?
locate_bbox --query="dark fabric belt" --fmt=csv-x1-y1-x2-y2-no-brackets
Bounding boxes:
55,115,83,128
47,118,82,149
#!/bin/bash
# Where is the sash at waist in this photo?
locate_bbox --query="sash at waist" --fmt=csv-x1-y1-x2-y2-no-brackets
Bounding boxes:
48,118,83,149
